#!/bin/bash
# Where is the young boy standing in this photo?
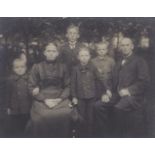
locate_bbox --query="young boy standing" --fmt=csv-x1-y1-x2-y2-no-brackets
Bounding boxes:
60,24,82,74
92,42,115,98
92,42,115,137
71,47,112,137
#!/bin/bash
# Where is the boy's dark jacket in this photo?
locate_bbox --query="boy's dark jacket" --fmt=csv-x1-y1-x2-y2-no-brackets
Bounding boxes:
71,61,111,99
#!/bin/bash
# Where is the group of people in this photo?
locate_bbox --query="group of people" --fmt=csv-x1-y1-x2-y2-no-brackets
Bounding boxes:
2,24,151,138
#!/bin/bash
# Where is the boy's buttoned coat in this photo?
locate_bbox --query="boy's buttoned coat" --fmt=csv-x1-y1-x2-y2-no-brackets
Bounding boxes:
71,62,110,99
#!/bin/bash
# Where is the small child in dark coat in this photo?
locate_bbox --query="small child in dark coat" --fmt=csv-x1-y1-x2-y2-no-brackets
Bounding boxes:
71,47,112,137
6,58,32,137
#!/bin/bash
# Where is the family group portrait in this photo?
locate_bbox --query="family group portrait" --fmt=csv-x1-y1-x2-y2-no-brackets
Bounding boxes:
0,17,155,138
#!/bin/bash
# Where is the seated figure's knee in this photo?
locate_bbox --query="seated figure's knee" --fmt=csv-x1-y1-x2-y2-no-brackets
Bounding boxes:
114,96,134,111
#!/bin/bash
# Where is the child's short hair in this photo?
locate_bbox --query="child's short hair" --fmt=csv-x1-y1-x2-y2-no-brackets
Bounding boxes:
95,41,109,50
44,42,58,52
12,58,26,68
66,24,80,34
78,46,91,56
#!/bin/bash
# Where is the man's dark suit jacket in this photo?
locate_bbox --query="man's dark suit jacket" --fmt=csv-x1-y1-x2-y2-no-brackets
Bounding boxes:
111,53,150,109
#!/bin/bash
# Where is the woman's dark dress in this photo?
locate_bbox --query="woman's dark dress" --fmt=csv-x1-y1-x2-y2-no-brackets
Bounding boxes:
28,60,72,137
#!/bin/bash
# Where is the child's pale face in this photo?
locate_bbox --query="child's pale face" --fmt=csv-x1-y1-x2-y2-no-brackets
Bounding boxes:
44,44,59,61
66,28,79,43
96,44,108,57
78,50,91,65
13,61,27,76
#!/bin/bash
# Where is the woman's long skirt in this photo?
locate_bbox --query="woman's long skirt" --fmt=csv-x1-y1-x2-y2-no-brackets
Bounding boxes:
31,99,72,138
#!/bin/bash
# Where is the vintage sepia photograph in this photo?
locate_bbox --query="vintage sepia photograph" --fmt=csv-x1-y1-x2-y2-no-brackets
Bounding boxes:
0,17,155,138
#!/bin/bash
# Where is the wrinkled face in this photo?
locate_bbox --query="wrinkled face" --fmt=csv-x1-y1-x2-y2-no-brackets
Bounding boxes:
78,49,91,65
13,60,27,76
120,38,134,56
66,27,79,42
44,44,59,61
96,44,108,57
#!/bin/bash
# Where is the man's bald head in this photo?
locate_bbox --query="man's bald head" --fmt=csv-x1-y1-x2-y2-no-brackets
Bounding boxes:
120,37,134,46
